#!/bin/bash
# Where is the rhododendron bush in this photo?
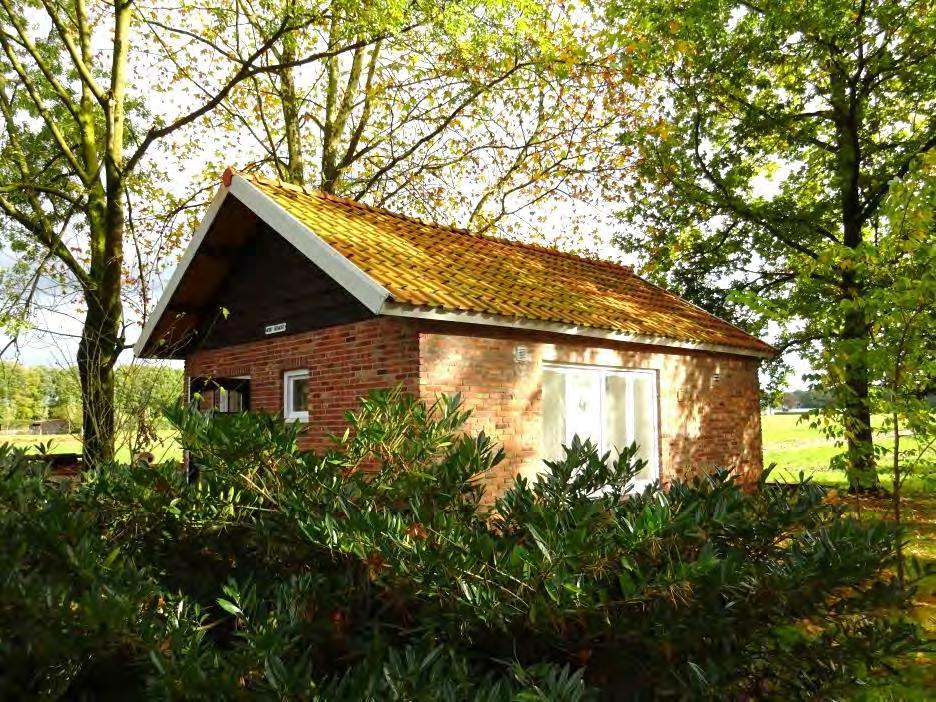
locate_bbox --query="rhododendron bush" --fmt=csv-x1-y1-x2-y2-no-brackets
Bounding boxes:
0,389,922,699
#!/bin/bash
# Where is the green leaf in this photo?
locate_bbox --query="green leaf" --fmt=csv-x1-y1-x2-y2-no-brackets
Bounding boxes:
216,598,242,617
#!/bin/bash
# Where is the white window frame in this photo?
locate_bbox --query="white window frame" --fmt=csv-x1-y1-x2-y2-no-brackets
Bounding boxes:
542,363,660,490
283,369,309,423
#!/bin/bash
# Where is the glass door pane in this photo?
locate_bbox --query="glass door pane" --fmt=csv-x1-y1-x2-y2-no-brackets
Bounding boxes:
542,370,567,461
565,370,601,450
631,374,657,481
604,373,631,462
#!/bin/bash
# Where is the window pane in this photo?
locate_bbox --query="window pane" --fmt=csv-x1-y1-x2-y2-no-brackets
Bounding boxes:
565,370,600,450
542,370,566,461
603,374,630,462
228,390,244,413
291,377,308,412
218,388,230,412
632,374,656,481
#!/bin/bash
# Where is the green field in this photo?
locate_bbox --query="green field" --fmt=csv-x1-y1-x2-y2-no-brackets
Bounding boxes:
763,413,935,493
1,430,182,464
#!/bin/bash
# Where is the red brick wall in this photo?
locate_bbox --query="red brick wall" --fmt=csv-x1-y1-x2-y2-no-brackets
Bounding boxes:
417,322,764,499
185,317,420,451
184,317,764,500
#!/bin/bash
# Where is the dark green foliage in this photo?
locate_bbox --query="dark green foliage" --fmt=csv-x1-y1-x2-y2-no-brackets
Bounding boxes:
0,389,923,699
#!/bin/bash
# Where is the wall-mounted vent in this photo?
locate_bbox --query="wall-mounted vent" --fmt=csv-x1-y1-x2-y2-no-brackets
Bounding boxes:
265,322,287,335
710,372,722,387
514,345,531,364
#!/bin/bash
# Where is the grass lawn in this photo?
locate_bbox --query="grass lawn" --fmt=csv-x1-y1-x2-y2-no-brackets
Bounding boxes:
763,413,935,493
762,413,935,699
1,430,182,464
839,493,936,701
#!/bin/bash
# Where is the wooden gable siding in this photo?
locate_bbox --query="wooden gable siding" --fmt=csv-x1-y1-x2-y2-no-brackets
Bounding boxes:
198,222,373,350
141,196,258,358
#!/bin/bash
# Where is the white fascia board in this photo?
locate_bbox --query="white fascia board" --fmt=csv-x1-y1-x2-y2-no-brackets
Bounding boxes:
379,302,774,359
133,184,230,357
228,175,390,314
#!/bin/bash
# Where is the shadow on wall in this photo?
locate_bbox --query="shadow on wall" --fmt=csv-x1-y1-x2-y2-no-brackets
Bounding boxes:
664,356,762,486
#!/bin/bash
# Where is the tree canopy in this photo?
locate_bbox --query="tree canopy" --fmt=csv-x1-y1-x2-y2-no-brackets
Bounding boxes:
604,0,935,488
0,0,493,462
206,1,631,239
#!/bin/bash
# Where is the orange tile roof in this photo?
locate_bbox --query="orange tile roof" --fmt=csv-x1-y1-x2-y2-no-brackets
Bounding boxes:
242,172,774,355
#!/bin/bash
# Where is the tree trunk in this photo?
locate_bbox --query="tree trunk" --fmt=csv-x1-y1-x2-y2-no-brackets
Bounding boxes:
892,410,904,585
842,301,878,490
77,293,119,466
78,180,123,467
77,204,123,466
832,69,879,491
321,15,366,194
280,34,305,185
321,15,341,193
75,0,131,468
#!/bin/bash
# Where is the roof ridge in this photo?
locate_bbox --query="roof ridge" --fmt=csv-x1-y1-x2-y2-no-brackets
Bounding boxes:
235,169,636,277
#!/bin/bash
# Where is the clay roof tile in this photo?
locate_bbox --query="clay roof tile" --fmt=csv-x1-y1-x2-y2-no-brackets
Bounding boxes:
239,171,775,355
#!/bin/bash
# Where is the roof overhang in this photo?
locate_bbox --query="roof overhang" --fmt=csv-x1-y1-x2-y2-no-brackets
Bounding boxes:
380,302,776,359
136,171,775,361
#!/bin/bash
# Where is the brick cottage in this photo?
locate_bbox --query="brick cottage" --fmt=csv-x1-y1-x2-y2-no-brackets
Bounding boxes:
136,168,776,497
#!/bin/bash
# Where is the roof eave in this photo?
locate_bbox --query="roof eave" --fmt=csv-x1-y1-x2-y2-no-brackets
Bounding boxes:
134,182,231,358
379,301,776,359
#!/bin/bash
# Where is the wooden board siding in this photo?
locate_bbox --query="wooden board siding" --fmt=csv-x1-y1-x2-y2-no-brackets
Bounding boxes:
140,196,258,357
197,222,372,349
140,196,374,358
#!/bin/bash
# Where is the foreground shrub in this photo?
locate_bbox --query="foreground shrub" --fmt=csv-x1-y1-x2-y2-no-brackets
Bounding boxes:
0,389,923,699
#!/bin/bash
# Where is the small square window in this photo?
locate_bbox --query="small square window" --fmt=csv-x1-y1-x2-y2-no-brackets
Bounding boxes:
283,369,309,422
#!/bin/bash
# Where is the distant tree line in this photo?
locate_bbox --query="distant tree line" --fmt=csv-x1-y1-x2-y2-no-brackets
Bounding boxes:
0,364,76,427
781,388,833,411
774,387,934,413
0,364,182,432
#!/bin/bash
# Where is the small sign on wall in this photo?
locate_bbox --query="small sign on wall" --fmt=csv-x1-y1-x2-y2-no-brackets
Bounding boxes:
265,322,287,335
